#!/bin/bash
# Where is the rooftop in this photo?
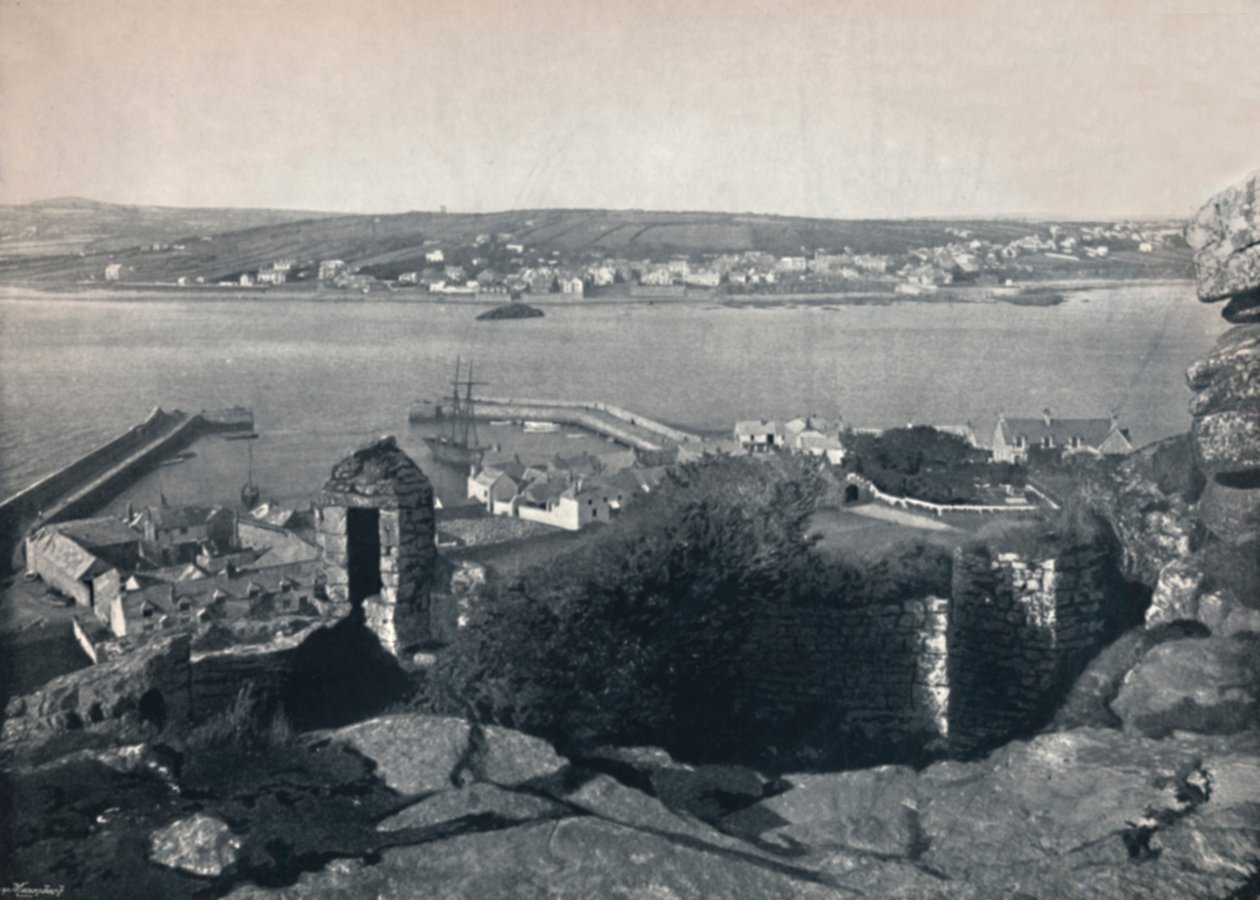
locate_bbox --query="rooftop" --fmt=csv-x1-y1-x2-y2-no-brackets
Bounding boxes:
49,516,141,549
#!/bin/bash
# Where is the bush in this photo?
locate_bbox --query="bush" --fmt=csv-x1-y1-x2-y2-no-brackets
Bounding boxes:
437,455,826,755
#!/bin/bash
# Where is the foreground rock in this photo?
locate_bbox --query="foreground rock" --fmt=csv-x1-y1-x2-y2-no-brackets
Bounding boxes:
228,818,842,900
725,727,1260,899
1111,634,1260,738
324,715,472,794
150,814,242,878
320,714,566,794
1186,171,1260,544
1187,169,1260,313
1,633,191,762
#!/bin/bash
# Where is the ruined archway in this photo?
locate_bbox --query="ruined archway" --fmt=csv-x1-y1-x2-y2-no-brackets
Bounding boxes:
315,436,437,656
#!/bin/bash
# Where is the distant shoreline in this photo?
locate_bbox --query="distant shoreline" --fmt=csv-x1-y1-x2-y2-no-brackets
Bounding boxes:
0,277,1194,308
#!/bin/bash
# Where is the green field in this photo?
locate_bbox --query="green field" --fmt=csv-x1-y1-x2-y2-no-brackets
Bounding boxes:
0,198,1191,288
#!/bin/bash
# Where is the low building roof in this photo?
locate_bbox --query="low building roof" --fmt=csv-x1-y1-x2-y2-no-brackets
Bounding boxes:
796,431,844,451
51,517,141,549
998,416,1117,447
521,477,570,505
734,419,782,437
475,460,526,486
247,502,300,529
148,505,219,530
29,529,112,581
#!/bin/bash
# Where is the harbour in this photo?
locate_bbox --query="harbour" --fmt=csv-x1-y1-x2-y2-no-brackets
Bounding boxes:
0,406,255,568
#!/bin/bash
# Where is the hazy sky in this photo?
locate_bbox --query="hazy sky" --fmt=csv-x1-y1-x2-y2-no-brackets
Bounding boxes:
2,0,1258,218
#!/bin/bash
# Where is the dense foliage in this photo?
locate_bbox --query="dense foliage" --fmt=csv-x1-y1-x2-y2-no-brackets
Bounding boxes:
436,455,956,767
843,426,1025,504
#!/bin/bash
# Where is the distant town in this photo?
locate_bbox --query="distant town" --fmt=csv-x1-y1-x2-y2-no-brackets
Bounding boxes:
0,200,1191,299
96,219,1189,299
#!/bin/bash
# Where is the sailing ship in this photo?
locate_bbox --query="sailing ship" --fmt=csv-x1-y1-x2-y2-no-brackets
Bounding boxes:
424,358,487,467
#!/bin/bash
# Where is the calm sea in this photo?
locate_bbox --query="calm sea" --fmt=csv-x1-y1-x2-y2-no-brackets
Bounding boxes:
0,284,1228,507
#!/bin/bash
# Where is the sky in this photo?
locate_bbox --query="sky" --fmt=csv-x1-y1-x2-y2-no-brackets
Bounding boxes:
1,0,1258,219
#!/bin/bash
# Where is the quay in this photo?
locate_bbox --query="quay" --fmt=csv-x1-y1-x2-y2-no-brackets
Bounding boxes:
466,397,701,452
0,406,254,570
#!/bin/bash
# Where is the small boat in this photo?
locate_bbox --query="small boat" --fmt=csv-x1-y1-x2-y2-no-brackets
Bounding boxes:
159,451,197,467
224,432,260,441
488,419,514,427
523,420,560,433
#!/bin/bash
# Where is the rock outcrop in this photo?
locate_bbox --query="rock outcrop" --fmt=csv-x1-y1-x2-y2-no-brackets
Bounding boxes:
1,633,191,761
1187,169,1260,316
723,727,1260,899
1111,634,1260,739
1186,172,1260,544
2,708,1257,899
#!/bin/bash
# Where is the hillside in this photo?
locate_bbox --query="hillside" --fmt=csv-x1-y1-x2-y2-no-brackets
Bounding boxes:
0,198,335,261
0,202,1192,286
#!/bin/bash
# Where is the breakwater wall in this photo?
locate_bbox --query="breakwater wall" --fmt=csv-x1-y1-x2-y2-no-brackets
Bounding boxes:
0,406,253,570
740,544,1117,760
474,396,701,447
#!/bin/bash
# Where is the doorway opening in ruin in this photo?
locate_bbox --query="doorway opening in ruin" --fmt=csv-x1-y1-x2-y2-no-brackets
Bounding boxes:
346,507,382,603
844,484,860,503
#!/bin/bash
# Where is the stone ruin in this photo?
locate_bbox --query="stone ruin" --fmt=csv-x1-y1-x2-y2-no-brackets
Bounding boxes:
315,436,437,656
1185,171,1260,543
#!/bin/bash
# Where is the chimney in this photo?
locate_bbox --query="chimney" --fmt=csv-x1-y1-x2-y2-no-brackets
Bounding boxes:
1042,408,1053,426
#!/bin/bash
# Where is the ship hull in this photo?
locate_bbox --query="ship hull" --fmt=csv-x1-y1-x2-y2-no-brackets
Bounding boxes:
424,436,485,467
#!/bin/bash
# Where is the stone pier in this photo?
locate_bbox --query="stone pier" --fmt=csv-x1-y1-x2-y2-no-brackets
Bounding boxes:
315,436,437,656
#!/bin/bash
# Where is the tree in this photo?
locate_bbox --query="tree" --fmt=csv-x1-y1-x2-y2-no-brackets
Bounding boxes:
437,454,826,757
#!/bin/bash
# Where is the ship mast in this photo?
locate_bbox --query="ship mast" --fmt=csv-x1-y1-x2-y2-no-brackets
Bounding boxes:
463,360,479,448
447,356,463,442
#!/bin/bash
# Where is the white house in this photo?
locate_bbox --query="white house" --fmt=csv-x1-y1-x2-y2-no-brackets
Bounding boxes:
992,412,1134,464
735,419,785,451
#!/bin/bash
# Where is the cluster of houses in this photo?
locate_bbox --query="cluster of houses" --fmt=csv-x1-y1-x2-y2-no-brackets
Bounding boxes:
126,214,1185,296
735,409,1132,466
466,449,669,531
734,415,847,463
460,406,1135,532
24,501,321,643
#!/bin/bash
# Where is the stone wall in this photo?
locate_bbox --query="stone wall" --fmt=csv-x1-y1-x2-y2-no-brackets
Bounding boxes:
947,544,1111,754
740,595,950,752
739,544,1116,760
1,633,192,753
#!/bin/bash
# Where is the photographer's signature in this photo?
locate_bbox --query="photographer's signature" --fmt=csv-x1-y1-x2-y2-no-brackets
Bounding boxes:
1,884,66,898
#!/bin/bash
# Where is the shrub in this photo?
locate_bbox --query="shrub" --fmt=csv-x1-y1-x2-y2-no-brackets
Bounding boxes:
182,681,292,755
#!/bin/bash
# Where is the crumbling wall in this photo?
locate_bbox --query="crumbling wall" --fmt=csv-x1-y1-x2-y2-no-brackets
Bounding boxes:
947,544,1110,754
741,595,951,751
738,544,1115,761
